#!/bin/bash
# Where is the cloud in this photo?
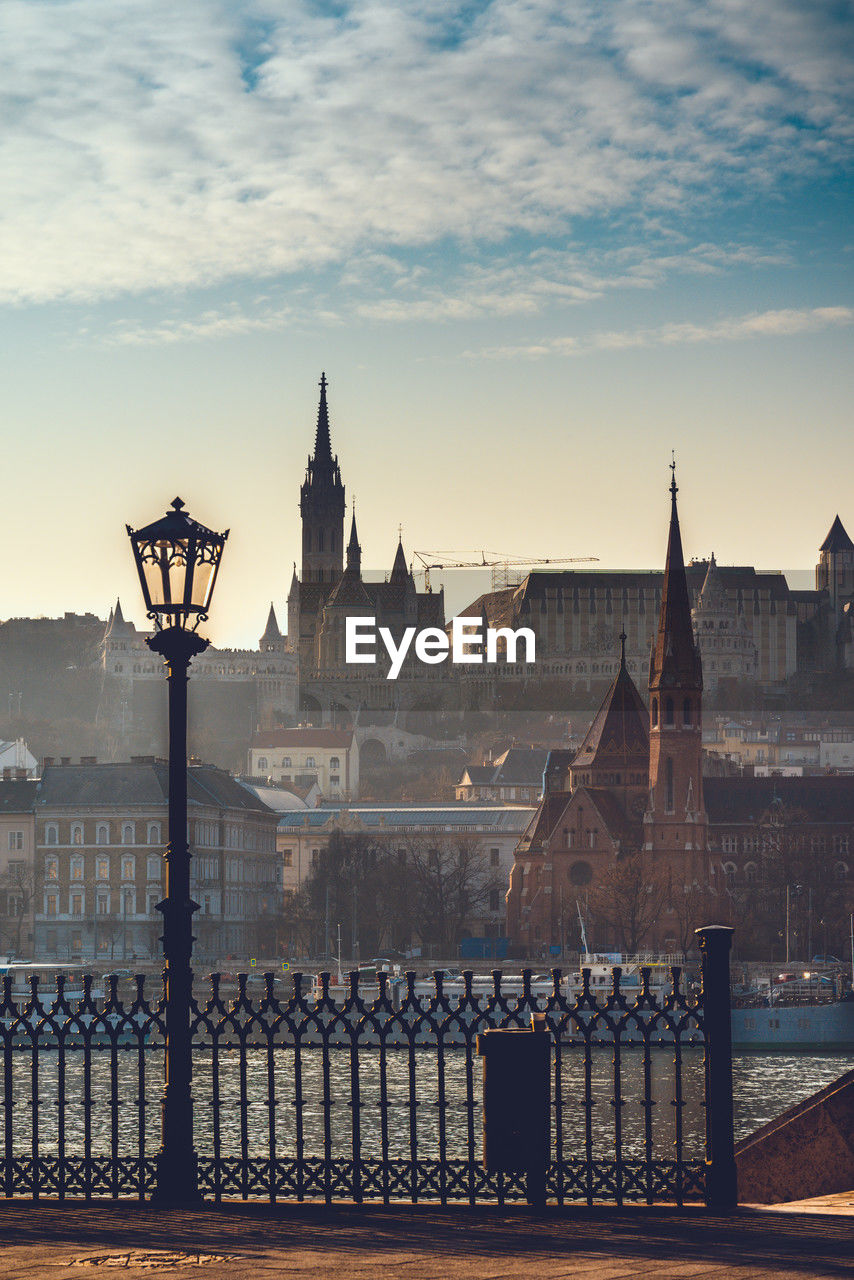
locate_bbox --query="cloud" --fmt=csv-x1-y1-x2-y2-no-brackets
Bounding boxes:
0,0,850,305
467,305,854,359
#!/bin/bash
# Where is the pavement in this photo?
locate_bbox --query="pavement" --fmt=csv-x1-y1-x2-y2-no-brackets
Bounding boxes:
0,1198,852,1280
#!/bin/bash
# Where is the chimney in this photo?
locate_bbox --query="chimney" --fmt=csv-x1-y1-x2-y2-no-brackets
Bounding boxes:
60,757,71,767
14,768,27,781
2,767,11,781
80,756,97,766
42,757,54,768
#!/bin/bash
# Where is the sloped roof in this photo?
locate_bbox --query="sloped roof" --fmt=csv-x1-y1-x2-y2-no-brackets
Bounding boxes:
251,729,353,749
0,779,39,812
704,775,854,825
572,655,649,773
260,603,283,643
324,569,372,608
820,515,854,554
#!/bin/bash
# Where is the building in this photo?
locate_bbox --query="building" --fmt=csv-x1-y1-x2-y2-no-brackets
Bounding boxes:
33,760,281,964
505,473,854,958
287,374,446,707
0,778,39,958
248,727,359,800
276,802,535,944
455,748,551,803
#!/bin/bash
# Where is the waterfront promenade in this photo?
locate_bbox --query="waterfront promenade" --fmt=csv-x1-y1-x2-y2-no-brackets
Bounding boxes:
0,1199,851,1280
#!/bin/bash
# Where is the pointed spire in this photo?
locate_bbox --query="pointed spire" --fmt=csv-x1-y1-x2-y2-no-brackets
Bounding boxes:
650,459,702,691
820,514,854,553
313,371,333,464
619,629,627,669
390,533,409,583
347,506,361,573
261,602,283,648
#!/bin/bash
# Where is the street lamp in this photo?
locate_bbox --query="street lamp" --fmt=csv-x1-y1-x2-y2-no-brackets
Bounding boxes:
127,496,228,1206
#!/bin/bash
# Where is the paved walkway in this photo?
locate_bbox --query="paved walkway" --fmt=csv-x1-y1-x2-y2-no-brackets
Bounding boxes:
1,1201,852,1280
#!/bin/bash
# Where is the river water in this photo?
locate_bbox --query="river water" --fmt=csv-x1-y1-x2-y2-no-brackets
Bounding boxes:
2,1046,850,1168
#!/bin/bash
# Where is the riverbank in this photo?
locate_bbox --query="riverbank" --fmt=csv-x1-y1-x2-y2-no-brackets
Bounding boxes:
0,1199,851,1279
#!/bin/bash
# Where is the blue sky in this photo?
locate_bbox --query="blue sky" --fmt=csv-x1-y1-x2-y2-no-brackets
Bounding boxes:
1,0,852,647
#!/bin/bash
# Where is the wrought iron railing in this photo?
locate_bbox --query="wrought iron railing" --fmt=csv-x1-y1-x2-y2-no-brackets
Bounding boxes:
0,931,734,1206
0,928,737,1207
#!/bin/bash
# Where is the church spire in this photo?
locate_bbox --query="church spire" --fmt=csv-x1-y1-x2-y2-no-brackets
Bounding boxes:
390,530,409,584
260,602,283,650
649,458,702,692
347,505,361,573
314,372,333,465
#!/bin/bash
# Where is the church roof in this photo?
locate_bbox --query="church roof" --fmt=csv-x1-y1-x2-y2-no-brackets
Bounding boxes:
572,639,649,772
650,466,703,691
260,603,282,644
325,567,372,609
820,515,854,554
106,598,134,638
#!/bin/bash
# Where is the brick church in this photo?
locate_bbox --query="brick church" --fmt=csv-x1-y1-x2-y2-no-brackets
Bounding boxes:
506,465,712,955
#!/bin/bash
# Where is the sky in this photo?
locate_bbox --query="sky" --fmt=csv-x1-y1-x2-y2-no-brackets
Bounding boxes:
1,0,852,648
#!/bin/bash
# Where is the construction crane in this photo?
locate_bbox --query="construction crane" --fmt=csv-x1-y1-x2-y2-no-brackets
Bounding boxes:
413,550,599,593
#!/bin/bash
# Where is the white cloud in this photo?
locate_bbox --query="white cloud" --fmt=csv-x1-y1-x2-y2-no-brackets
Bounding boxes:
467,305,854,358
0,0,850,305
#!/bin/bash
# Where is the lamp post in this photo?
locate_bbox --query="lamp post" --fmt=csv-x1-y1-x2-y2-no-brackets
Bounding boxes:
127,496,228,1206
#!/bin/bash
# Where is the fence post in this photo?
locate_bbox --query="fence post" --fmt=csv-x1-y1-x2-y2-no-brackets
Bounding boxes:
696,924,737,1209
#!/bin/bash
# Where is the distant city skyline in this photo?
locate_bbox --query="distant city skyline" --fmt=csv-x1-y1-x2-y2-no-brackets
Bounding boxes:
0,1,851,649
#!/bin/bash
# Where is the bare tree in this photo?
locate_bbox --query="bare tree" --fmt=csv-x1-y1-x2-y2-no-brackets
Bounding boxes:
404,836,504,957
588,853,669,955
0,861,35,958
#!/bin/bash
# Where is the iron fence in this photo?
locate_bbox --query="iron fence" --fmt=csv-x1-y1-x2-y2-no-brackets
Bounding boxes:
0,928,735,1206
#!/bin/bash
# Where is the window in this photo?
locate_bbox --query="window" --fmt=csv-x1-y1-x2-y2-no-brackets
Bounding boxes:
744,862,758,884
283,757,291,768
97,893,110,915
71,823,84,845
311,849,319,866
721,835,737,854
257,757,268,771
665,758,674,812
147,823,161,846
7,831,23,851
148,894,159,915
306,756,316,769
490,847,500,867
723,862,736,890
96,824,109,845
651,698,658,727
834,862,848,883
45,824,58,845
683,698,692,726
147,855,161,881
665,697,674,726
122,857,135,881
833,835,850,856
71,894,83,917
70,856,84,881
46,894,57,917
489,889,500,912
96,858,109,881
282,850,293,867
45,857,58,881
122,823,135,845
330,757,340,771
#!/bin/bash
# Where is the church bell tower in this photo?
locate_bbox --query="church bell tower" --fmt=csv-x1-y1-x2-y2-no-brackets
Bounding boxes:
645,462,708,879
300,373,345,584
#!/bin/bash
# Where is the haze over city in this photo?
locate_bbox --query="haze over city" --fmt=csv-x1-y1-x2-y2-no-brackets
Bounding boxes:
1,0,851,647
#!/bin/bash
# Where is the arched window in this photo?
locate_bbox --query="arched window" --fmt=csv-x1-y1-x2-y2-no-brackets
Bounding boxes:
306,756,316,768
683,698,692,726
147,823,161,845
651,698,658,727
45,824,58,846
96,824,109,845
122,823,134,845
744,861,758,884
665,697,674,726
257,757,268,771
282,757,291,768
834,861,848,882
665,758,674,812
70,855,84,881
330,756,340,770
723,862,736,890
71,823,84,846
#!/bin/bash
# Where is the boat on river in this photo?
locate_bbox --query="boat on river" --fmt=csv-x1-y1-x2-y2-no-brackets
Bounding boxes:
731,970,854,1049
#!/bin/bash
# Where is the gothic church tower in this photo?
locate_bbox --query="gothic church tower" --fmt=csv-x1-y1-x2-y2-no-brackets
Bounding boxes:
645,464,708,880
300,373,345,584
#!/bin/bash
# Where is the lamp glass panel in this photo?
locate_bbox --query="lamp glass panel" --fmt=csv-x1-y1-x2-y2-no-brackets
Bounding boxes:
140,537,191,612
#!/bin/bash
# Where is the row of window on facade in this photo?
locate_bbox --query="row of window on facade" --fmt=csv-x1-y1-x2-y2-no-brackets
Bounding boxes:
719,834,850,855
44,854,162,882
43,822,161,846
281,845,504,868
256,756,339,771
720,859,849,887
42,890,221,917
